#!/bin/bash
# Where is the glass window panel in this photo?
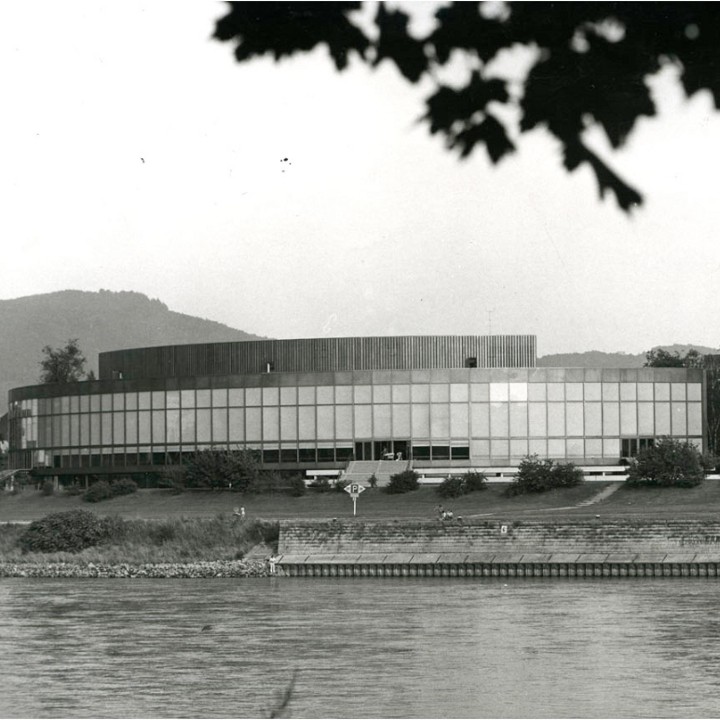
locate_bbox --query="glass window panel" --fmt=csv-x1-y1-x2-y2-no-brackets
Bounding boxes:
212,388,227,407
61,416,71,446
471,404,489,437
263,407,279,441
181,408,196,443
392,384,410,403
316,406,334,439
602,402,619,435
620,403,637,435
166,409,180,443
336,405,353,437
393,404,410,436
672,403,687,435
228,388,244,406
374,385,391,403
113,394,125,411
180,390,195,408
620,383,637,401
212,408,228,442
280,406,297,440
80,395,90,413
602,383,619,401
280,387,297,406
528,403,547,437
583,382,601,401
637,383,653,401
354,405,372,437
151,411,164,445
354,385,372,404
138,412,151,443
196,390,211,408
509,383,528,401
164,391,179,409
51,415,61,445
151,391,165,409
373,404,392,437
262,387,279,406
431,404,449,437
246,388,261,407
548,438,565,457
450,383,468,402
671,383,686,401
655,403,671,434
528,383,546,401
529,438,546,456
411,384,430,403
90,395,101,412
490,403,508,437
411,404,430,437
298,386,315,405
655,383,670,401
316,386,334,404
603,438,620,457
585,438,602,457
490,383,508,402
471,383,489,401
565,383,583,401
688,383,702,402
547,404,565,435
509,403,528,436
112,412,124,445
566,402,583,436
547,384,564,401
298,406,315,439
490,439,509,459
100,394,111,412
450,403,469,437
567,439,584,457
80,414,90,445
584,403,601,436
431,384,449,403
229,408,244,441
470,438,490,460
688,403,702,436
510,438,528,458
335,386,352,404
196,409,211,443
245,407,261,441
638,403,654,435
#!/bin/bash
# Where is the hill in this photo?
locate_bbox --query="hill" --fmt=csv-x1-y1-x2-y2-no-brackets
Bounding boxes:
0,290,265,405
538,345,720,368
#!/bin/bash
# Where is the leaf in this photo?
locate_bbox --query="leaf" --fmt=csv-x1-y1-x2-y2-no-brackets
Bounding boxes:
373,4,428,82
453,113,515,163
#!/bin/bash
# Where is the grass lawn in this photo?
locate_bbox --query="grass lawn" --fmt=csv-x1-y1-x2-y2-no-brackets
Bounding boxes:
4,480,720,524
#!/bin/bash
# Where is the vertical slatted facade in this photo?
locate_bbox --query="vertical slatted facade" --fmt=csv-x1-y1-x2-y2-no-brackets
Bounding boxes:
99,336,537,380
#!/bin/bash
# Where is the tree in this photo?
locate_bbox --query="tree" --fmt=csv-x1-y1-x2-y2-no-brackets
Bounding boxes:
213,2,720,212
183,447,260,491
644,348,703,368
39,338,90,383
506,454,583,495
626,437,705,487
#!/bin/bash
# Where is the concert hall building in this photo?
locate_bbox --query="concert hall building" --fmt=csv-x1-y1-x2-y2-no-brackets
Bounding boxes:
7,335,706,480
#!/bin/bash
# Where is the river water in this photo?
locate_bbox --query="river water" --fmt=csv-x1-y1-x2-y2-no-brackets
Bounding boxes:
2,577,720,718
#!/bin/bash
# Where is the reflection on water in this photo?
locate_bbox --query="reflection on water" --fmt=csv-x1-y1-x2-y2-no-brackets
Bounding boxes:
1,577,720,718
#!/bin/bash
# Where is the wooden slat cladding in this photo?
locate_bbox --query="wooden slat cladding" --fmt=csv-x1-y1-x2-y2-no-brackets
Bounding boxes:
98,335,537,380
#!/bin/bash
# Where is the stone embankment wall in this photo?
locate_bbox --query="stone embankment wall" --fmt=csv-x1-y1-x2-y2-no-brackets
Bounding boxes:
277,519,720,578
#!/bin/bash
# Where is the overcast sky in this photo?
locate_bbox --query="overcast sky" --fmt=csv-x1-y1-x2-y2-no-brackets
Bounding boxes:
2,2,719,356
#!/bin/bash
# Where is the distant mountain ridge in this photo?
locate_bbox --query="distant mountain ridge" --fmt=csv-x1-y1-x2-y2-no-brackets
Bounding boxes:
0,290,264,404
538,345,720,368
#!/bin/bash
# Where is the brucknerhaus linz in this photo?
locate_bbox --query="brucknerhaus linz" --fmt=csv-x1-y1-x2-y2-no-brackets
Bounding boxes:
7,335,706,482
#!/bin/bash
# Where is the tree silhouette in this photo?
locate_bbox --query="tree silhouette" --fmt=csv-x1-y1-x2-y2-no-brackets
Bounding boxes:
39,338,89,384
214,2,720,212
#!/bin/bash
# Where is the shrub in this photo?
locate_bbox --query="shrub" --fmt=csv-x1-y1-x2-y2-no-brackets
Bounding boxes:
41,479,55,496
334,478,349,492
111,478,138,497
289,475,307,497
19,509,109,553
464,471,488,493
63,482,84,496
158,468,186,494
184,447,260,491
437,476,466,499
311,477,332,493
626,438,705,488
255,471,285,494
385,469,420,494
507,455,583,495
83,480,113,503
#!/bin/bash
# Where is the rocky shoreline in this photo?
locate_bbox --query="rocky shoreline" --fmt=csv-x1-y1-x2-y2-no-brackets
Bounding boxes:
0,559,275,579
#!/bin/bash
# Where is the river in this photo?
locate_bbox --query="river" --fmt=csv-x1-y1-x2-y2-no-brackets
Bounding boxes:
1,577,719,718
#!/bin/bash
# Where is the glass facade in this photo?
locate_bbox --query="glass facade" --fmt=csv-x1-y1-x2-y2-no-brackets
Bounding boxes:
8,366,705,473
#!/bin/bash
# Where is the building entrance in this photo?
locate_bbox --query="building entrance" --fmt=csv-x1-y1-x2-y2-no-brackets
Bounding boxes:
354,439,409,461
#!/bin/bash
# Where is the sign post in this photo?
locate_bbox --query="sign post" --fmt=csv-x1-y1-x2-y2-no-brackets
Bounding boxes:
343,482,365,516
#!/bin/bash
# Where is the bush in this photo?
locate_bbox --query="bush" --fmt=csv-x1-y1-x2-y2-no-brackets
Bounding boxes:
464,471,488,493
183,447,260,491
288,475,307,497
158,468,186,494
255,471,285,494
19,509,109,553
111,478,138,497
63,482,85,496
626,438,705,488
506,455,583,496
385,469,420,494
437,476,466,499
41,479,55,496
310,477,332,493
83,480,113,503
